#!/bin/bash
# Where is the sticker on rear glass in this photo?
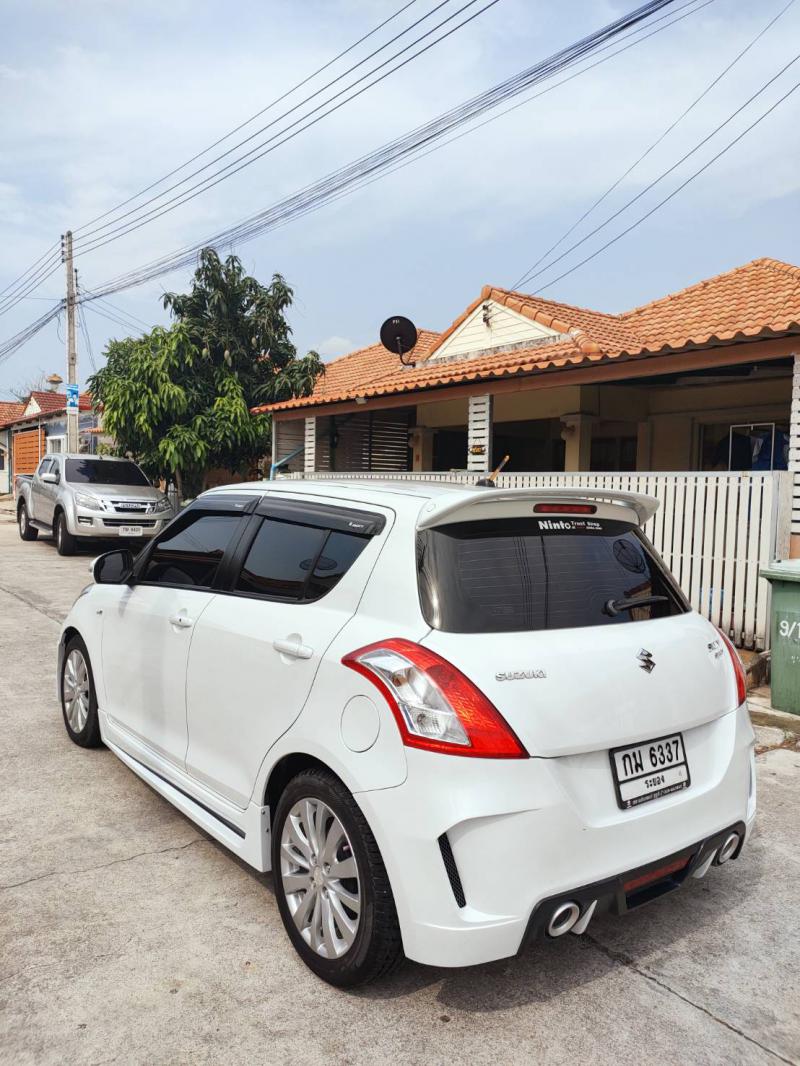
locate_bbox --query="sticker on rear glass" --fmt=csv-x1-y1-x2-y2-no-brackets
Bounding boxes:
535,518,603,533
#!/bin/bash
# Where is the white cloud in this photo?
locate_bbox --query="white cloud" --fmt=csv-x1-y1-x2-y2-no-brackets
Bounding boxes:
317,335,357,358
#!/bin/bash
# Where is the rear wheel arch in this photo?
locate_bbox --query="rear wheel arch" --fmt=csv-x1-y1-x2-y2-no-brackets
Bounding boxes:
265,753,345,820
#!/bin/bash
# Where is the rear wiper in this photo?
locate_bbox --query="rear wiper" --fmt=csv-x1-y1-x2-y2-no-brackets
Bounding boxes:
604,595,668,617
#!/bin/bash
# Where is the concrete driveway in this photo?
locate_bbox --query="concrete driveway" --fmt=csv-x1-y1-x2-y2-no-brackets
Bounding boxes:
0,513,798,1066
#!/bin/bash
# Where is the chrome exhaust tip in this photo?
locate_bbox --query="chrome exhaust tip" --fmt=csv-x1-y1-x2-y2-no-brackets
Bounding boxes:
716,832,740,865
547,901,581,938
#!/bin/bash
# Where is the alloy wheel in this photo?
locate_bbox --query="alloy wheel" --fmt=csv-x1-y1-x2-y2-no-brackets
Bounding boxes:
63,649,90,732
280,798,361,959
20,508,26,534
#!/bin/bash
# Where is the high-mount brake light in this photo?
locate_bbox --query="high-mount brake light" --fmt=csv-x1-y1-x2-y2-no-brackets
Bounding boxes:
342,638,528,758
533,503,596,515
717,628,747,707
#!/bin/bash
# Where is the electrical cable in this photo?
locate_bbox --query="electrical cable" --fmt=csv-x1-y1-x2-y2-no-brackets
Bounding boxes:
73,0,423,235
73,0,503,251
532,78,800,294
512,0,798,290
514,50,800,292
81,0,688,298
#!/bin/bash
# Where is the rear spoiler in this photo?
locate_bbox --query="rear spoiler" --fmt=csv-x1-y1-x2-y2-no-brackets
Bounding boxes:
417,487,659,530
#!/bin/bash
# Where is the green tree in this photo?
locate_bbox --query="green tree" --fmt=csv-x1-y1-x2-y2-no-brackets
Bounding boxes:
88,249,323,498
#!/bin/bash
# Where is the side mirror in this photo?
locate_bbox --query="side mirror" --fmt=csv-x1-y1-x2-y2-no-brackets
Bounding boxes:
91,549,134,585
41,471,58,484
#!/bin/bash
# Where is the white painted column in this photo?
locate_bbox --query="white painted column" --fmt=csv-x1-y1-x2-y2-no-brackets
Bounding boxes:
304,417,316,474
789,353,800,557
467,394,493,473
270,418,280,474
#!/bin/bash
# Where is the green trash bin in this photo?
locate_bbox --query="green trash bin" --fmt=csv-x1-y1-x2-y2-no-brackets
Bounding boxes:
761,559,800,716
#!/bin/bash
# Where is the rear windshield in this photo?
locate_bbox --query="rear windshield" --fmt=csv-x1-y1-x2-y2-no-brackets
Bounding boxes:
417,516,688,633
65,458,149,486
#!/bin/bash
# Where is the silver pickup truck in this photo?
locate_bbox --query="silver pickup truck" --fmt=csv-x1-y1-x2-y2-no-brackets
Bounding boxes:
16,454,174,555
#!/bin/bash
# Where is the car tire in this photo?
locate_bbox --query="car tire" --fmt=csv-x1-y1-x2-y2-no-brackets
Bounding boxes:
272,768,403,987
18,503,38,541
60,635,102,748
55,512,77,556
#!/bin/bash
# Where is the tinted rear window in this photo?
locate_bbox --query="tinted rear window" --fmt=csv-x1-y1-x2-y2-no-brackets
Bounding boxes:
417,516,688,633
65,458,148,486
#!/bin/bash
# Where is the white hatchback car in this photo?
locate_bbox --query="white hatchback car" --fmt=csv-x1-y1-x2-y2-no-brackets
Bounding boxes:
58,480,755,986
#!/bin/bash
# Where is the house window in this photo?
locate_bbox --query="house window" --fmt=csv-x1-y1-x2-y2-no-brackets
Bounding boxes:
46,436,66,455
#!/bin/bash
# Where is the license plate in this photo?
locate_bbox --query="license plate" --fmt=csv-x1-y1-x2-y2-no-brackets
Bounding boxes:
119,525,143,536
610,732,690,810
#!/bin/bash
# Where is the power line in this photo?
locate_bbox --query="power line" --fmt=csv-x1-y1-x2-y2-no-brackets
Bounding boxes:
533,78,800,294
73,0,503,253
73,0,423,235
82,0,689,298
0,304,63,366
512,0,797,290
0,0,430,310
513,50,800,292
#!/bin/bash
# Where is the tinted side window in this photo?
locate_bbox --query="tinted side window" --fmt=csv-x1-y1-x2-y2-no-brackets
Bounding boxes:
305,530,369,600
142,514,241,587
236,520,369,601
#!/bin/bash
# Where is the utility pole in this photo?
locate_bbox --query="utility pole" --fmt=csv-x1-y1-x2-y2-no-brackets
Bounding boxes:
62,230,79,453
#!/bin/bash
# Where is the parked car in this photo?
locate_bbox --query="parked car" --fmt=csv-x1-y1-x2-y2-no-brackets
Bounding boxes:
57,480,755,986
16,454,173,555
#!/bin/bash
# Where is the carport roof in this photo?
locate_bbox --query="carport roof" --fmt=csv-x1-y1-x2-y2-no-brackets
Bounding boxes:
256,257,800,414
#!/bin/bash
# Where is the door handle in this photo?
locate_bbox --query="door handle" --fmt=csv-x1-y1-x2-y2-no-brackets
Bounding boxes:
169,613,194,629
273,637,313,660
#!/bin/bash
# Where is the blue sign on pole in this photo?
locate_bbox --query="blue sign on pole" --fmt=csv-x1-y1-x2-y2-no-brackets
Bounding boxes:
66,383,80,411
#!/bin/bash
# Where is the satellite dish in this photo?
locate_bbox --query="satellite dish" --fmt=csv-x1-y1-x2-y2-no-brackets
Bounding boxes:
379,315,418,366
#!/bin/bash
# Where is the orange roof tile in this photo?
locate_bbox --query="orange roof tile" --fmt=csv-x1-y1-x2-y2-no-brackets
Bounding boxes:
620,257,800,351
257,258,800,413
0,401,25,428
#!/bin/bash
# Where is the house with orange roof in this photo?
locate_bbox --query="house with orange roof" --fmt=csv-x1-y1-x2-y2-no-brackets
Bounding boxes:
256,258,800,650
0,376,98,494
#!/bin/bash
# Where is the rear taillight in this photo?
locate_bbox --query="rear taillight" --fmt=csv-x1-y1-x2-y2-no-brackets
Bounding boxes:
342,638,528,758
718,629,747,707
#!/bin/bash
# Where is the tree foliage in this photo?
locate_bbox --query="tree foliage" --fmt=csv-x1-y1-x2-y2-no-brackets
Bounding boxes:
88,249,323,497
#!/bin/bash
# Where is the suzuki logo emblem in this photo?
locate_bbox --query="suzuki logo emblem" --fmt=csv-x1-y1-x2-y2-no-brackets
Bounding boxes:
637,648,656,673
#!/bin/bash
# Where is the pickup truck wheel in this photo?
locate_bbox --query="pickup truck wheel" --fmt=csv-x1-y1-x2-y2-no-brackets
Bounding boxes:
18,503,38,541
272,768,403,987
60,636,102,748
55,513,77,556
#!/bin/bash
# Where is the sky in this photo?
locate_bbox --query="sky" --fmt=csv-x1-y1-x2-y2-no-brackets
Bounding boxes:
1,0,798,398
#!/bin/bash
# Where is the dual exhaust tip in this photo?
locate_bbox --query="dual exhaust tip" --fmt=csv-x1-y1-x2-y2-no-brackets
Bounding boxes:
716,831,741,865
547,899,597,938
548,832,742,936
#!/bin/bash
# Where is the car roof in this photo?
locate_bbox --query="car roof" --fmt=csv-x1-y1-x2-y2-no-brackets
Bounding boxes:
202,478,659,525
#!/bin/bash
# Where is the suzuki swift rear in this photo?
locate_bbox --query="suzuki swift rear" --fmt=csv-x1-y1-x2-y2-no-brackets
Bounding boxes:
60,481,755,988
348,487,755,979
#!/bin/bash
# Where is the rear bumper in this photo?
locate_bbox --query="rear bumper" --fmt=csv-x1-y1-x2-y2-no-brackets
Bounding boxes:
356,703,756,969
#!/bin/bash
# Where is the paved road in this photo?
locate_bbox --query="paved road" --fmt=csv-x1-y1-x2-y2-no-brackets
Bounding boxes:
1,514,798,1066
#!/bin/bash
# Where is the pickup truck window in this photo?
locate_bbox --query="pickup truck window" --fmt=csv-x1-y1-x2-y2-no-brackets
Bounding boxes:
65,458,149,487
37,459,52,477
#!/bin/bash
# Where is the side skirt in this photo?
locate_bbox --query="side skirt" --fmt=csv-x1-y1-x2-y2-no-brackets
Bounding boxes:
103,733,272,873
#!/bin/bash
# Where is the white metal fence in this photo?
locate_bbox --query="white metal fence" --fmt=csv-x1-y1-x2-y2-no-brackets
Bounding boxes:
284,470,792,650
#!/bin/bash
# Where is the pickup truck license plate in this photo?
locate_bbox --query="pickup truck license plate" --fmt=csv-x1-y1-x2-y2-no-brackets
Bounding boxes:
610,733,690,810
119,525,143,537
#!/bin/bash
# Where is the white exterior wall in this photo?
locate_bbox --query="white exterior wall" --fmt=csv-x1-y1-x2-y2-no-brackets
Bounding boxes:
304,417,316,474
430,300,560,360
